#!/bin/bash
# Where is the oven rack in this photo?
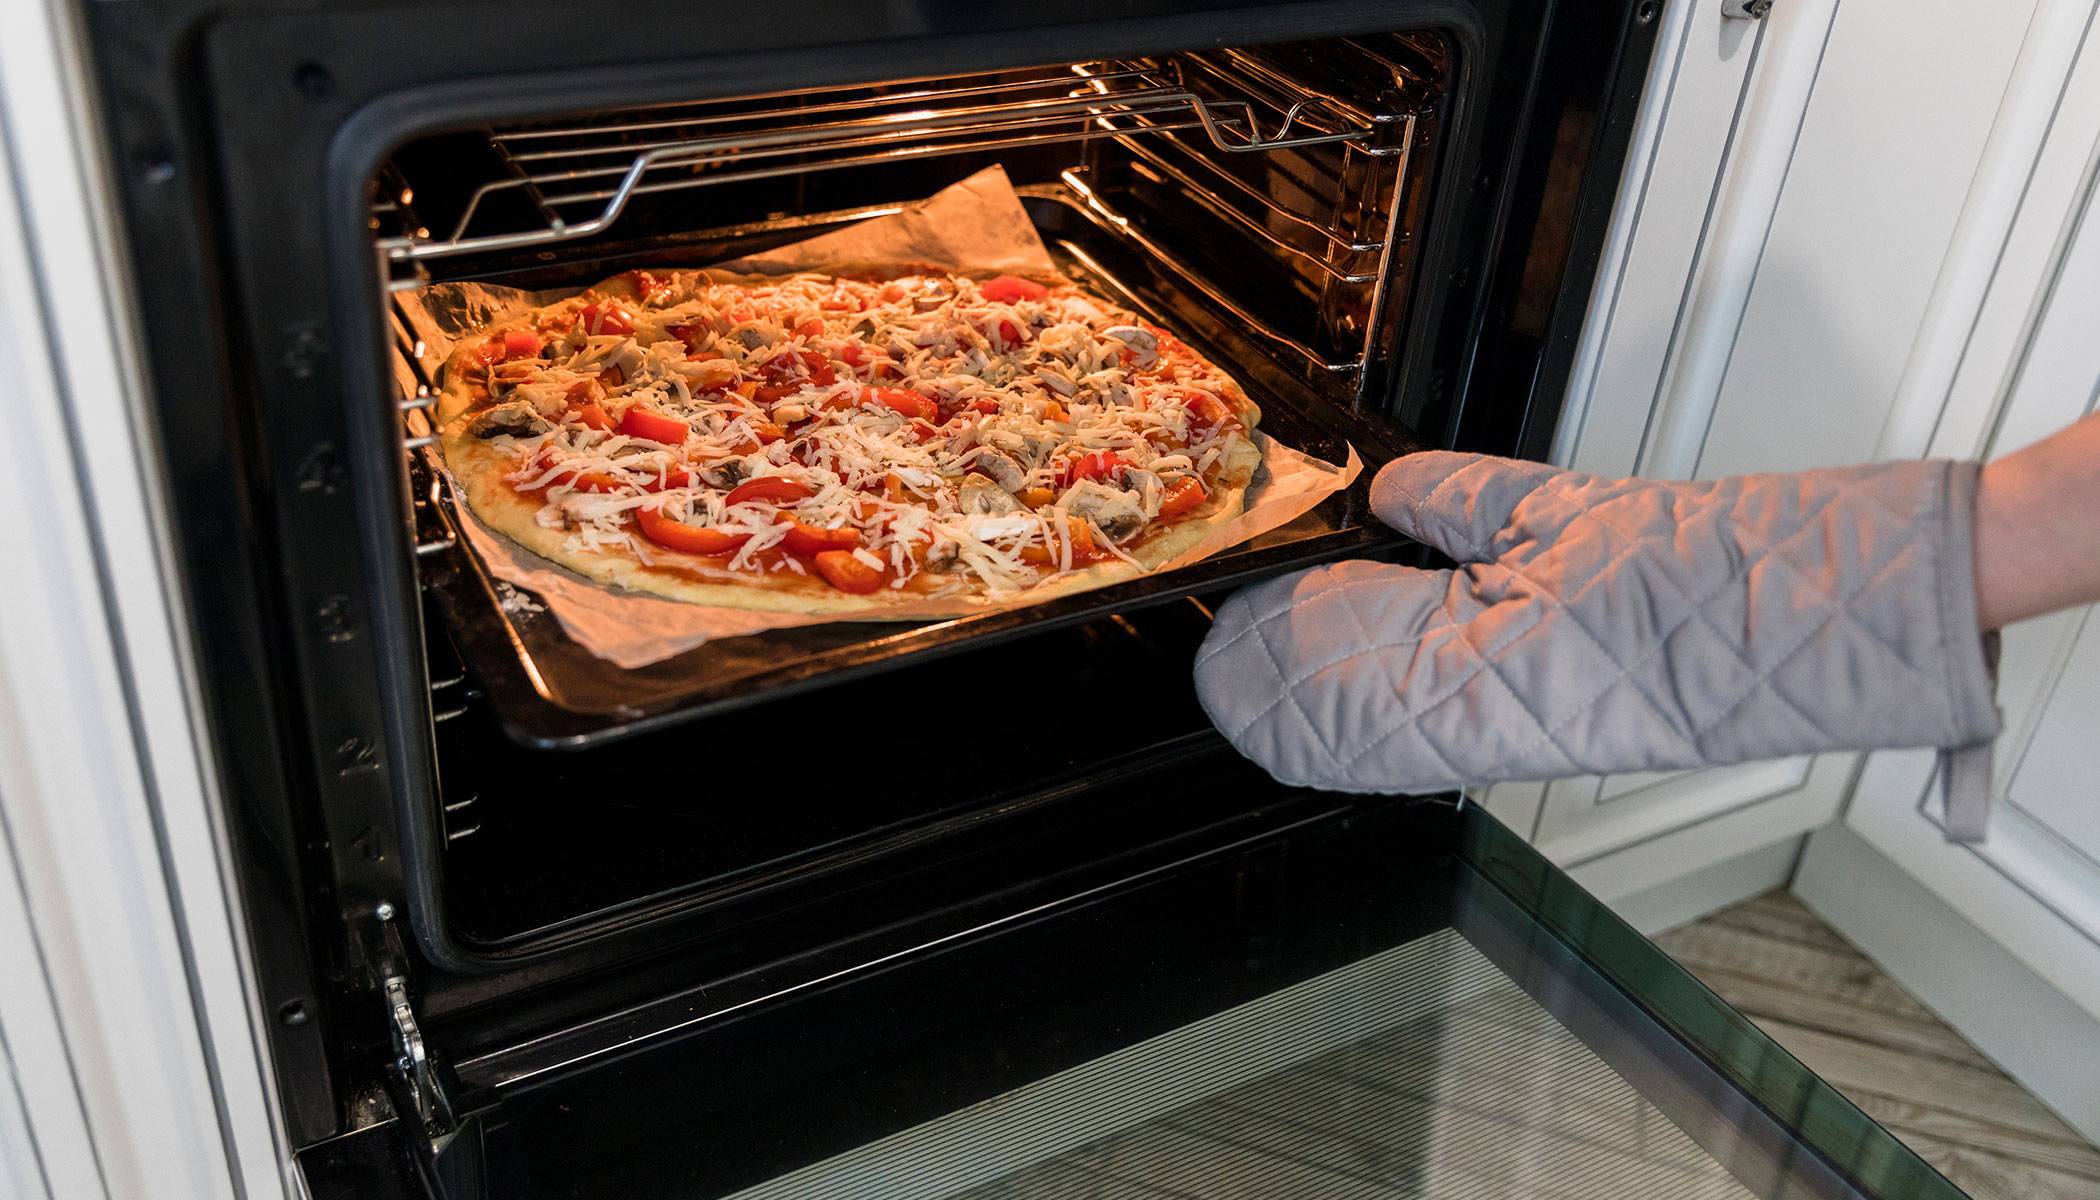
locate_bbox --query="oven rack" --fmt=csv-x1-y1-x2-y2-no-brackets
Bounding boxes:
376,48,1421,275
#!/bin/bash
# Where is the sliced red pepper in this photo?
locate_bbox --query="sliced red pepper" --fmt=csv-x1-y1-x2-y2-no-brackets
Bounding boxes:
750,420,787,444
499,329,542,360
562,466,693,494
1019,515,1103,565
793,318,826,339
576,302,636,337
978,275,1050,304
838,341,888,370
724,477,815,507
779,521,862,556
619,269,672,306
602,365,626,389
986,317,1027,349
1060,450,1121,488
635,506,747,556
1184,390,1235,432
618,405,689,445
965,397,1001,416
668,324,706,355
762,349,836,388
813,550,884,594
1156,475,1207,520
862,387,940,422
560,470,624,493
640,465,695,492
575,402,615,432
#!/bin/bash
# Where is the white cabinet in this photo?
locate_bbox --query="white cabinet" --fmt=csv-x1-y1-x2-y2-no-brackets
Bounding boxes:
1537,0,2100,1138
1506,0,2045,914
1797,5,2100,1136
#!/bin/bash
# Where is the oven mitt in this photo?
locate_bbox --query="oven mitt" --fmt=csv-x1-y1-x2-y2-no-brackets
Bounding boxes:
1194,452,2004,840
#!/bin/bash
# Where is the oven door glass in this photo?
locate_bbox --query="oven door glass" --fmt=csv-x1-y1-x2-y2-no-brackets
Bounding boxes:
299,789,1967,1200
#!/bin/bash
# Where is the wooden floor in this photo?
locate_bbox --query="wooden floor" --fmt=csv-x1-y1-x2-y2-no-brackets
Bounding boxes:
1655,892,2100,1200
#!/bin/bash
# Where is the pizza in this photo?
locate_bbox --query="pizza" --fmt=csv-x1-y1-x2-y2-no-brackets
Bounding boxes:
435,267,1263,615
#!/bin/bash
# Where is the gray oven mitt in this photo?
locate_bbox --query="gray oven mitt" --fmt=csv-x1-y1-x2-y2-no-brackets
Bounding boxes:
1195,452,2004,840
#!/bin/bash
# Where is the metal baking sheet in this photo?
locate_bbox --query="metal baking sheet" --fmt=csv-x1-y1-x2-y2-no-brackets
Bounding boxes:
413,190,1422,749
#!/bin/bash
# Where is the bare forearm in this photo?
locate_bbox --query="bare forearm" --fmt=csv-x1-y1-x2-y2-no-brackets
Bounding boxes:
1973,410,2100,630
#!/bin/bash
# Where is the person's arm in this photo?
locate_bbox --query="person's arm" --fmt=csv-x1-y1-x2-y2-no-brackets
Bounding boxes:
1974,410,2100,630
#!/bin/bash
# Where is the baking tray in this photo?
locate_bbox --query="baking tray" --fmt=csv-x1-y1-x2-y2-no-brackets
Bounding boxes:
411,187,1424,749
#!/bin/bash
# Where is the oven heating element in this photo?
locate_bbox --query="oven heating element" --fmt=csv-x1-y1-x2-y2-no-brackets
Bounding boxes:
375,42,1431,379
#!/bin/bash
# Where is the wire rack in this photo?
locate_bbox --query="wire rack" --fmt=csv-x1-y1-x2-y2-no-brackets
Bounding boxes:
375,43,1435,752
377,40,1426,562
377,51,1415,273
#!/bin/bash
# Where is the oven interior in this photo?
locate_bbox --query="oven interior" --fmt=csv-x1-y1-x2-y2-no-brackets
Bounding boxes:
373,34,1458,966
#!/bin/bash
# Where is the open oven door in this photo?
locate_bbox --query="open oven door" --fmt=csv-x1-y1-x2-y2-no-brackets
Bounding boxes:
297,766,1970,1200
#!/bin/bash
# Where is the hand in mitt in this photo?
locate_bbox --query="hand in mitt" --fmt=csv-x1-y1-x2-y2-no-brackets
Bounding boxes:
1194,452,2000,832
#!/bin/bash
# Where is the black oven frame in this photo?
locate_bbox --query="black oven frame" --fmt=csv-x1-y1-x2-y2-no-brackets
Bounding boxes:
80,0,1661,1152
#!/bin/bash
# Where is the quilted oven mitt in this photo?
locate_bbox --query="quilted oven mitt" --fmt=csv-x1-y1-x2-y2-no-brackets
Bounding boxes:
1194,452,2004,840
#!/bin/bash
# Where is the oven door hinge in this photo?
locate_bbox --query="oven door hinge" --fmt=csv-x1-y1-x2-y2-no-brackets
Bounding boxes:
1721,0,1773,18
384,972,455,1139
369,906,456,1146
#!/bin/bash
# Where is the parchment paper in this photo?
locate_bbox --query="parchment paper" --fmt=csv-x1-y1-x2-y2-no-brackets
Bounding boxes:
399,166,1361,668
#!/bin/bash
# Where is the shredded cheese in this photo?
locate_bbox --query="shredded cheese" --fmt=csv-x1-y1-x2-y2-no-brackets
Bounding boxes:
466,269,1253,596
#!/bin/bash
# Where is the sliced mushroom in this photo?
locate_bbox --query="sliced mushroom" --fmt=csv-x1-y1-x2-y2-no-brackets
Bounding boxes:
465,401,555,440
732,321,782,350
1034,323,1094,363
674,357,738,388
959,474,1021,516
696,458,752,489
983,429,1028,454
911,326,958,353
1060,479,1146,541
1119,467,1165,518
511,379,574,419
601,342,646,388
1101,324,1159,368
972,449,1028,492
910,283,954,312
1035,367,1079,397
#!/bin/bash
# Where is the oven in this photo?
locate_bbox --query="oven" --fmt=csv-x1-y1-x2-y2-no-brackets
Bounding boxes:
70,1,1970,1197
